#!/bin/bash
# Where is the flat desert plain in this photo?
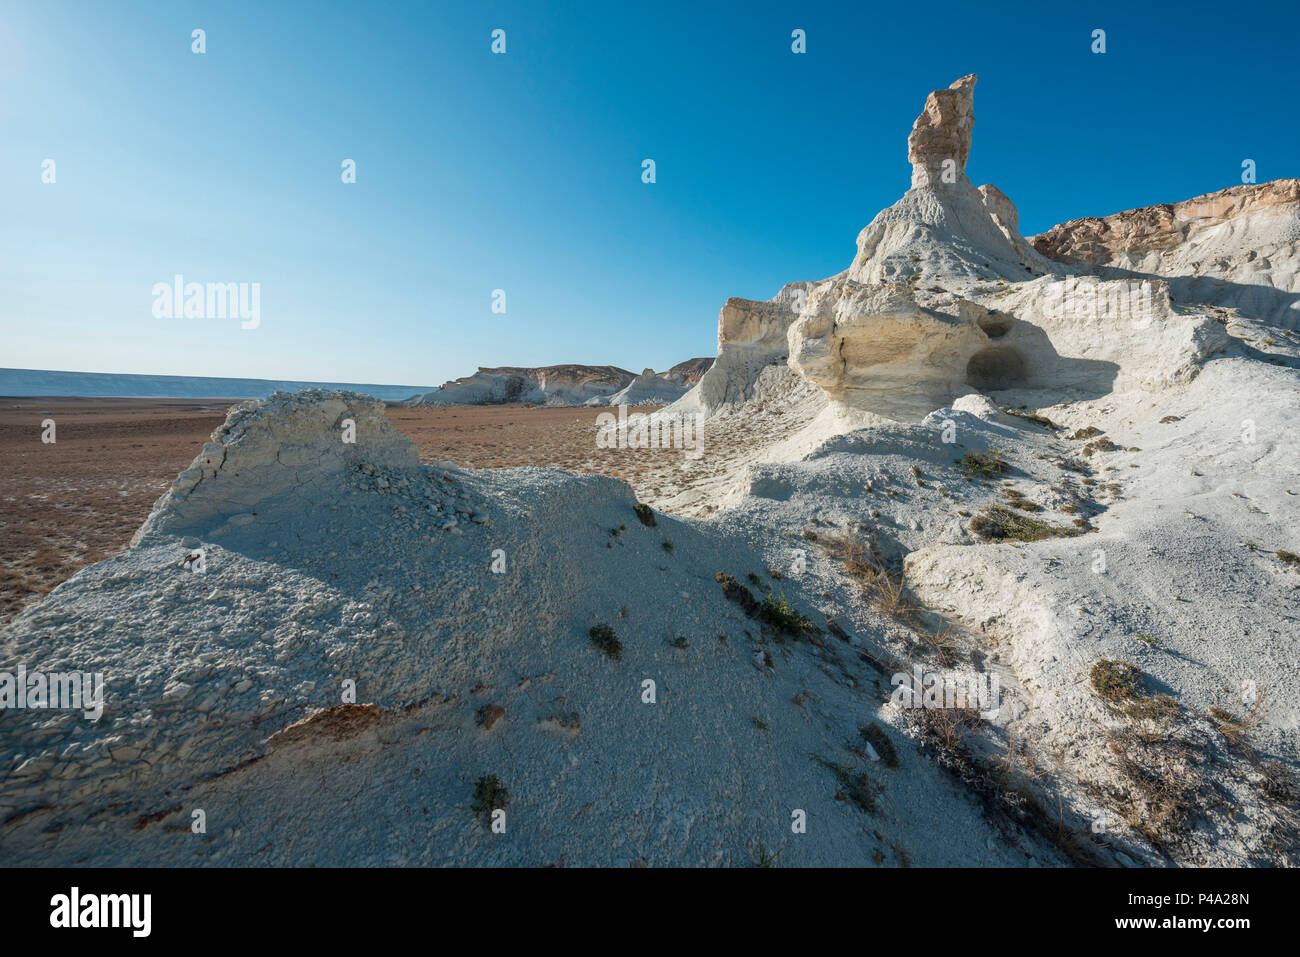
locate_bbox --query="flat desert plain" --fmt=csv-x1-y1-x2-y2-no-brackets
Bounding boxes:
0,398,679,626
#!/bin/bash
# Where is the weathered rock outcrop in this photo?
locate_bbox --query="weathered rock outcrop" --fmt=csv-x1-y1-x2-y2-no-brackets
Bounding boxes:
788,285,997,417
598,368,693,407
1031,180,1300,272
978,183,1043,265
685,284,816,411
672,72,1234,422
846,73,1053,287
1029,180,1300,327
908,73,976,189
408,360,717,408
659,357,714,384
134,390,419,541
11,391,1028,868
406,364,636,406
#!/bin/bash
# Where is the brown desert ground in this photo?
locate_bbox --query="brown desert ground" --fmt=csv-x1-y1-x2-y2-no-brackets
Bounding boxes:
0,398,691,627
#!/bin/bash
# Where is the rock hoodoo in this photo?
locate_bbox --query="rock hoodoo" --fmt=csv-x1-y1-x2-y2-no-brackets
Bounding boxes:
671,72,1233,422
907,73,976,188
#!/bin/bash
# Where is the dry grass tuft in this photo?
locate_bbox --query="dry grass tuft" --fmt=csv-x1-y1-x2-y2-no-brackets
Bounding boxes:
1209,687,1271,744
1103,726,1203,847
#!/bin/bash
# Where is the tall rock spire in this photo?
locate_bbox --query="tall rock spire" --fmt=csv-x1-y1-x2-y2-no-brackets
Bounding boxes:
907,73,976,189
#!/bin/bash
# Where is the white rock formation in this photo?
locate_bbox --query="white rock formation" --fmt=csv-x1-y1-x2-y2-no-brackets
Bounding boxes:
597,368,693,407
4,73,1298,870
1030,179,1300,328
788,284,989,418
674,72,1228,425
407,360,716,408
647,74,1298,870
134,390,418,540
405,364,636,406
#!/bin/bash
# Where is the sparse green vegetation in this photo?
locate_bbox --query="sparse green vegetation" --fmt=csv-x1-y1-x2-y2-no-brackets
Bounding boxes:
1105,725,1200,845
661,540,674,554
1210,687,1270,744
1001,487,1043,512
470,774,509,823
753,838,783,867
716,571,760,616
633,503,656,527
968,505,1082,542
588,623,623,661
1090,659,1177,721
1126,693,1180,722
1071,426,1103,440
760,592,820,638
820,530,916,620
1278,550,1299,566
1090,658,1145,704
1081,437,1120,456
1260,760,1299,805
956,450,1009,478
1002,407,1060,430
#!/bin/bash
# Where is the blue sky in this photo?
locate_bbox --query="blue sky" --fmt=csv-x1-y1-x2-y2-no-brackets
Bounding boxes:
2,0,1296,385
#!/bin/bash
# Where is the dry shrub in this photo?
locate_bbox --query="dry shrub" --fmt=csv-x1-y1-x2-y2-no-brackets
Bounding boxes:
820,529,919,622
1209,686,1271,745
1104,726,1204,847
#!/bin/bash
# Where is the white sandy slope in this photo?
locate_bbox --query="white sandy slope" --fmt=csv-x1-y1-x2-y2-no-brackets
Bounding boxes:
0,391,1057,867
708,361,1300,865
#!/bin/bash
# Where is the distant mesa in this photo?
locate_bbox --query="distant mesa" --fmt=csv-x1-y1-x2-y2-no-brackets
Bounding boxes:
403,358,714,407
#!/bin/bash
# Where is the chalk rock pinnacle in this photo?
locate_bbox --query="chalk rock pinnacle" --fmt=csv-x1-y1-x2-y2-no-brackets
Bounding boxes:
908,73,976,188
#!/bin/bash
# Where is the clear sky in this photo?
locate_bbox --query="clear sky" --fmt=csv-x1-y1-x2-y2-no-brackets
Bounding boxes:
2,0,1296,385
